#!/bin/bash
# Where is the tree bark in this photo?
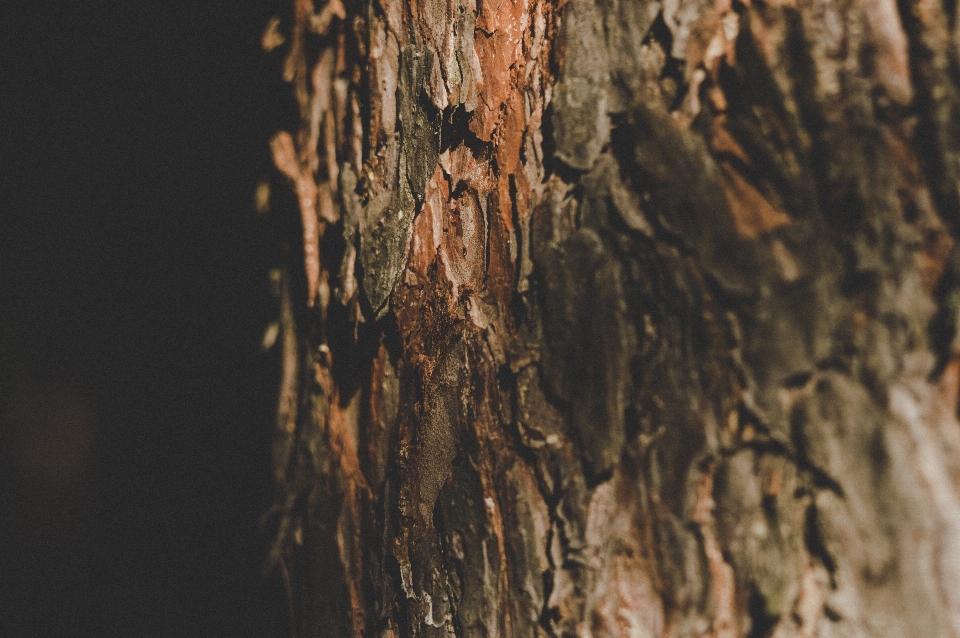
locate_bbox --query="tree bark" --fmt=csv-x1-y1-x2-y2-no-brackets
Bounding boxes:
259,0,960,635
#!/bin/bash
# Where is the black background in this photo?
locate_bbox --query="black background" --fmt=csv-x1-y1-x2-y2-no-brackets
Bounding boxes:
2,2,290,634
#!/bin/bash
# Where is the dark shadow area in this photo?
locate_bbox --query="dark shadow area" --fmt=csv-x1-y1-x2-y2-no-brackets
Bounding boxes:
2,2,288,635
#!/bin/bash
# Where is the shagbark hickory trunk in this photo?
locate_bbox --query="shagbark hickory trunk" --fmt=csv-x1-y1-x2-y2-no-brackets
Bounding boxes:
258,0,960,635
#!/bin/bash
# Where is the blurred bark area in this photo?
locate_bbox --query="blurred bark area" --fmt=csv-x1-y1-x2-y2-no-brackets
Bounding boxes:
259,0,960,635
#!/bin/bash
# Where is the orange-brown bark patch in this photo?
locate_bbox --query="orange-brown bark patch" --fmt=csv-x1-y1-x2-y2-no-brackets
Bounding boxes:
470,0,528,142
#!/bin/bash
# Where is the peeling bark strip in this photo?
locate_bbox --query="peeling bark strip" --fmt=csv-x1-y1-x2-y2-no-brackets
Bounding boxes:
259,0,960,635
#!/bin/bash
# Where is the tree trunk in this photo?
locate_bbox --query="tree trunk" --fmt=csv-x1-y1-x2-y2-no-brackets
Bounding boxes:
258,0,960,635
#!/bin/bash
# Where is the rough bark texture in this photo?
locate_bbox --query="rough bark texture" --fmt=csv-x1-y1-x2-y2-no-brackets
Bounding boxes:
259,0,960,635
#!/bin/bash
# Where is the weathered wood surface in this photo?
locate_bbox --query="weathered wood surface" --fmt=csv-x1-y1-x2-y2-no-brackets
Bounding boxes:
260,0,960,635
